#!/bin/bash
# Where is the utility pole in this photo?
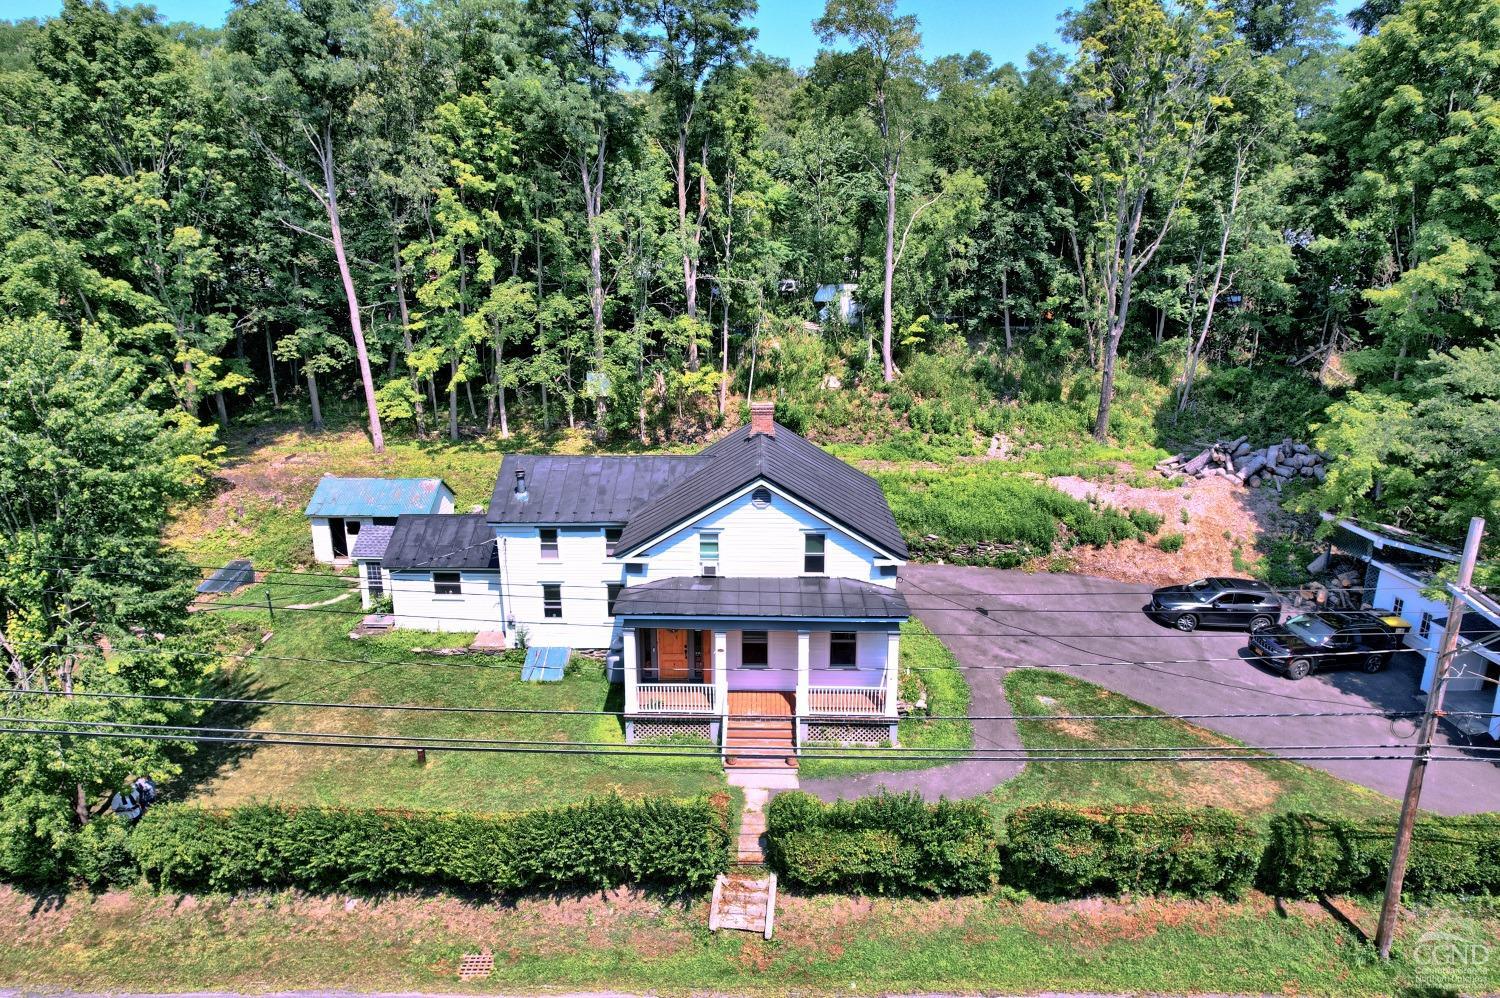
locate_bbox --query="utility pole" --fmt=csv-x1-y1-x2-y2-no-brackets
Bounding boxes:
1374,515,1486,959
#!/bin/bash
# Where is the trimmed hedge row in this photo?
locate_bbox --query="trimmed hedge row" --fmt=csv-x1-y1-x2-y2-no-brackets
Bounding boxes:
1004,804,1262,899
765,795,1500,900
765,791,998,894
1264,813,1500,898
119,795,728,895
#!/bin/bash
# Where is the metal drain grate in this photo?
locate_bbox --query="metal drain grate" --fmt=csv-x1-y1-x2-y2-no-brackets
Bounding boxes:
458,951,494,980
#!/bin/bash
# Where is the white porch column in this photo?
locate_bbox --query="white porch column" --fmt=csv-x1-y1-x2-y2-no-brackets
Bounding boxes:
622,627,639,714
885,629,901,718
796,629,811,717
713,630,729,717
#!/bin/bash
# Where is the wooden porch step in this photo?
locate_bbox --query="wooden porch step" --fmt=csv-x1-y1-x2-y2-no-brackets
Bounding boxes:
709,873,777,938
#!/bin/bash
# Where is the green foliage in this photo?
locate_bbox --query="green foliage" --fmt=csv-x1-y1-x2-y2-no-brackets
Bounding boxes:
1004,804,1263,900
127,796,729,896
1128,508,1164,535
1262,812,1500,898
66,814,134,891
765,791,998,895
879,467,1154,563
1157,531,1186,553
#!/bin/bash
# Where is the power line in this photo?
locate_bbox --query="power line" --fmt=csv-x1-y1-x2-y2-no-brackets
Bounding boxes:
14,683,1481,725
4,721,1497,765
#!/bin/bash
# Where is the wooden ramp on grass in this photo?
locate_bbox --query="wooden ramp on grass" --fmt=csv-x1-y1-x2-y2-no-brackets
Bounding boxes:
709,872,776,939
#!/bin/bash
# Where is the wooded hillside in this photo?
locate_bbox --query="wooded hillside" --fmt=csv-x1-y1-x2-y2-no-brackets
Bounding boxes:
1,0,1497,544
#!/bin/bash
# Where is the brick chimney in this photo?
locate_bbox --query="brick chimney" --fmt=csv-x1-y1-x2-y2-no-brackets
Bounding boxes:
749,400,775,437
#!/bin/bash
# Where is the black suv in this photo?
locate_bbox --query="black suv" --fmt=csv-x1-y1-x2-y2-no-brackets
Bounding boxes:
1148,577,1282,632
1249,610,1412,680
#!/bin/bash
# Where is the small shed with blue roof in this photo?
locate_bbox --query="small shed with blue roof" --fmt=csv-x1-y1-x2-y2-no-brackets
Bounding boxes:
304,476,455,563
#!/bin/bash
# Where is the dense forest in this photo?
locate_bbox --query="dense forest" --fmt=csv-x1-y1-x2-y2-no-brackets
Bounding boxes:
0,0,1496,542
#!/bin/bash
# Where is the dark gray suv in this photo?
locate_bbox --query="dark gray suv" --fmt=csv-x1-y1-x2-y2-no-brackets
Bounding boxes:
1148,577,1282,633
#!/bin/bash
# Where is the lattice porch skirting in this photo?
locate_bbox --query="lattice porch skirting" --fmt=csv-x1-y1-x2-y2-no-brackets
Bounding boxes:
627,718,716,743
802,721,897,746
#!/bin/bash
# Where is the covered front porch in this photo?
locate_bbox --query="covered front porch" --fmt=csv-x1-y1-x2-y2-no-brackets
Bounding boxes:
612,576,908,747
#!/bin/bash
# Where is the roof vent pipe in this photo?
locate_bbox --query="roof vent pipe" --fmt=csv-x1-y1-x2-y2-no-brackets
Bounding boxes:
749,400,775,437
514,469,528,502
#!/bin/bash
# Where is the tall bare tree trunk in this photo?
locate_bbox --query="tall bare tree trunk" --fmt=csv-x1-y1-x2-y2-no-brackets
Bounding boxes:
448,359,459,441
320,126,384,453
306,370,323,430
263,328,279,407
394,239,426,438
881,168,898,383
580,146,608,440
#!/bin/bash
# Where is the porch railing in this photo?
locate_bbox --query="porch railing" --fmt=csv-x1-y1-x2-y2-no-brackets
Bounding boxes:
806,685,887,716
637,682,717,714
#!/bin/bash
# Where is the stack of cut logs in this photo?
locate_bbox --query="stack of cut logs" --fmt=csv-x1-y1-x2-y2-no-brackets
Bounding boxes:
1155,436,1328,490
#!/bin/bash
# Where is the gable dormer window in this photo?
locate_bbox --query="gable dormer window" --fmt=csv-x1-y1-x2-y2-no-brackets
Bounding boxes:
699,531,720,577
604,526,623,555
804,533,826,574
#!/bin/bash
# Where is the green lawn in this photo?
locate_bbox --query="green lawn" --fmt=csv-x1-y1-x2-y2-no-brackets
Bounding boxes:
3,885,1495,995
183,599,722,813
986,670,1401,821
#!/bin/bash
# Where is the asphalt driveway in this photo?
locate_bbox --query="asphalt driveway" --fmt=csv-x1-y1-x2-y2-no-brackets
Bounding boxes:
811,563,1500,815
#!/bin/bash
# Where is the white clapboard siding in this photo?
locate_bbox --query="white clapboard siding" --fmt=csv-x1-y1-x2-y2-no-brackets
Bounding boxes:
495,526,623,648
389,570,502,632
634,485,897,587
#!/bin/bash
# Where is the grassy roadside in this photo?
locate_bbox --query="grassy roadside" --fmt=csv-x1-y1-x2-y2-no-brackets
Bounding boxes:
987,670,1401,821
2,885,1491,995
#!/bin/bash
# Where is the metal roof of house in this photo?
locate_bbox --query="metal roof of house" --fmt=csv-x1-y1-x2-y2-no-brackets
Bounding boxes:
304,476,453,517
612,422,908,559
350,524,395,561
382,514,498,572
486,454,708,524
612,576,909,620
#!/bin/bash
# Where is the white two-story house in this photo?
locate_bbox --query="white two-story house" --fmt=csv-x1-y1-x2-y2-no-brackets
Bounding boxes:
487,402,910,755
341,403,911,759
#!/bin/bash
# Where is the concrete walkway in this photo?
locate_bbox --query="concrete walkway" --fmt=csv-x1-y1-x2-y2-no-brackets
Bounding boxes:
801,566,1026,803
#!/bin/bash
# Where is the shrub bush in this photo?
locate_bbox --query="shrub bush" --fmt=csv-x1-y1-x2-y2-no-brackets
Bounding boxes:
1004,804,1263,899
67,814,135,890
1157,531,1186,552
130,796,729,896
765,791,997,895
1128,508,1164,535
1262,812,1500,898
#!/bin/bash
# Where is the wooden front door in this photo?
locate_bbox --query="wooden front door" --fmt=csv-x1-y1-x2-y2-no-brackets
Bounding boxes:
656,628,690,680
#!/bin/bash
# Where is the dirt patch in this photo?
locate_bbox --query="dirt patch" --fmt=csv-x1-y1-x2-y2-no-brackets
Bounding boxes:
1042,474,1293,586
1170,761,1281,812
1046,717,1100,740
1018,894,1237,948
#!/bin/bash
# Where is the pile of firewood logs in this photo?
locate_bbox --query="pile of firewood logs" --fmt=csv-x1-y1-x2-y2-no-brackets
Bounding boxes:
1155,436,1328,490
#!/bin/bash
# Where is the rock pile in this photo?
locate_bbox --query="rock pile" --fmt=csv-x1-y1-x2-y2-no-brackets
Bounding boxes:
1155,436,1328,490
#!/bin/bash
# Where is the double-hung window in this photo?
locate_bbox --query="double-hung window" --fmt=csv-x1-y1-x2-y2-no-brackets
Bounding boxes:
1393,597,1405,617
1419,611,1433,639
366,561,384,597
539,528,560,561
699,531,720,576
605,583,623,617
542,583,563,618
804,533,826,574
741,631,769,669
433,571,461,596
830,631,857,668
604,527,623,556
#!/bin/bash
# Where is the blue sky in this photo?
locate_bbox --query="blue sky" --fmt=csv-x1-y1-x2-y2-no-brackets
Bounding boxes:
4,0,1359,69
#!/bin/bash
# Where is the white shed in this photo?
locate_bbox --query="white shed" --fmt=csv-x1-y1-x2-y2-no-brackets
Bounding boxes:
303,476,455,564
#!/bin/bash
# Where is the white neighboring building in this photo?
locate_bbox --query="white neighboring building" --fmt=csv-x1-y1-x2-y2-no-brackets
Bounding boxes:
303,476,454,564
1327,517,1459,659
814,283,861,325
